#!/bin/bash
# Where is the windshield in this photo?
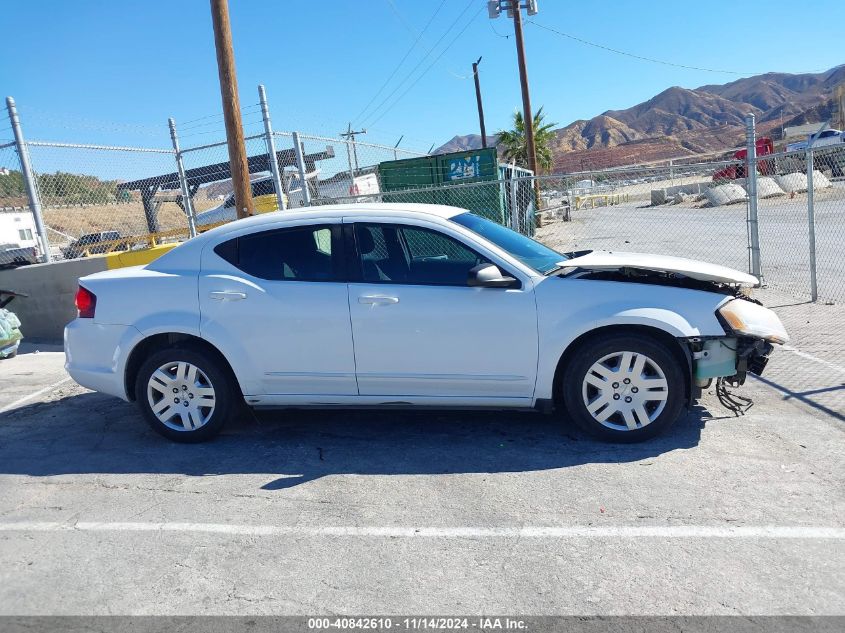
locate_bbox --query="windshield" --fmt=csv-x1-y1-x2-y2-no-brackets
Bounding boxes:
451,212,567,274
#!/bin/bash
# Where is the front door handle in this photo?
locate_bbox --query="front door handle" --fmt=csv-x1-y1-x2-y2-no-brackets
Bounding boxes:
358,295,399,305
209,290,247,301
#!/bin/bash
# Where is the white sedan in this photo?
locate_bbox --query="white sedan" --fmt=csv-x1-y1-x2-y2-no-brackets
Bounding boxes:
64,203,788,443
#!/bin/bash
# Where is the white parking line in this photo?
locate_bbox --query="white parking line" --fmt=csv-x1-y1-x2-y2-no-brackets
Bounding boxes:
782,345,845,375
0,376,72,415
0,522,842,539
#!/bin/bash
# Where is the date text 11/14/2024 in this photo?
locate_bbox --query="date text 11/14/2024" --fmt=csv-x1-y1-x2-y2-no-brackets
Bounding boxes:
307,617,528,630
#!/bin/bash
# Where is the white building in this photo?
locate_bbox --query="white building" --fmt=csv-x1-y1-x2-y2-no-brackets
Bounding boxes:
0,209,38,248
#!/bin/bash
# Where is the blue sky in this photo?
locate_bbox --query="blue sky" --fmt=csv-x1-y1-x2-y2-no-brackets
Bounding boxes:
1,0,844,155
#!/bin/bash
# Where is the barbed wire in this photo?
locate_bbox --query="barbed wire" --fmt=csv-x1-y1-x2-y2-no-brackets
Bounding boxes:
177,105,262,131
14,106,166,136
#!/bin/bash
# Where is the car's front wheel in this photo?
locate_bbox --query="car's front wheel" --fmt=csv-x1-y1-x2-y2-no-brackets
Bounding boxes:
562,333,686,442
135,347,234,442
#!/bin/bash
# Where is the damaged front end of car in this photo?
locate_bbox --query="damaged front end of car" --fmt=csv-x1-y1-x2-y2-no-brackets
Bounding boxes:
571,265,789,413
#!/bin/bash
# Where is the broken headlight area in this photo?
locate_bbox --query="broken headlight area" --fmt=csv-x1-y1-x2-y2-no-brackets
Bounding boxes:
717,298,789,345
689,337,774,388
687,337,774,416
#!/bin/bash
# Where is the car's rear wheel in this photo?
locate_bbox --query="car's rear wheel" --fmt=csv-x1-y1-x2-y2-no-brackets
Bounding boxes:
135,347,234,442
562,333,686,442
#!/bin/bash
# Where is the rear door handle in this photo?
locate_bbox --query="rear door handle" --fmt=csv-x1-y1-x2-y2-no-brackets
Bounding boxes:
209,291,247,301
358,295,399,305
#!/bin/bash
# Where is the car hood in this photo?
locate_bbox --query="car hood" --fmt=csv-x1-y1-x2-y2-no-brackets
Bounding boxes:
561,251,759,286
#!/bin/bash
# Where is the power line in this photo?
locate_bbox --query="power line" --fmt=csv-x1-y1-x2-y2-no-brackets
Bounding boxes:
367,4,484,128
488,17,510,39
527,20,829,75
362,0,480,128
352,0,448,125
385,0,472,80
360,0,476,127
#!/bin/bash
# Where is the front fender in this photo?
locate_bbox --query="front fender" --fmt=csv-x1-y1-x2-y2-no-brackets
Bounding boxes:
595,307,705,338
533,279,730,401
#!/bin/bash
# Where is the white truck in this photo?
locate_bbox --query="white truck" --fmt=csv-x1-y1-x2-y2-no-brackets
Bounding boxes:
786,128,843,152
0,210,40,268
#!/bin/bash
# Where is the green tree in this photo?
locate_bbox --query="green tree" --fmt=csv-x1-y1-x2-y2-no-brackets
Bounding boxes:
496,107,557,173
36,172,119,205
0,169,26,200
0,168,122,206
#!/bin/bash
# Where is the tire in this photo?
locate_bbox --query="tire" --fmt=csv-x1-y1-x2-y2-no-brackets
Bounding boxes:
562,333,686,443
134,346,235,443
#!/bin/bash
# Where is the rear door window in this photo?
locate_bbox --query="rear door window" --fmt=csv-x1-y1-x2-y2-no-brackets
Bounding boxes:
214,225,340,281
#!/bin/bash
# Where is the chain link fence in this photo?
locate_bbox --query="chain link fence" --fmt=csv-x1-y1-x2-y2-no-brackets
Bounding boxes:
285,133,427,208
535,162,751,272
754,144,845,304
3,95,845,306
0,141,34,267
22,142,187,260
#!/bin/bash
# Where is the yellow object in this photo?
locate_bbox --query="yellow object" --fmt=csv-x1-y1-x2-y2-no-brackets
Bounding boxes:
573,193,629,210
105,243,180,269
254,192,287,213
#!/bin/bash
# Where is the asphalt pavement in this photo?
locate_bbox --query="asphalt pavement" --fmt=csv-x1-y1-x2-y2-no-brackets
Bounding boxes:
0,291,842,616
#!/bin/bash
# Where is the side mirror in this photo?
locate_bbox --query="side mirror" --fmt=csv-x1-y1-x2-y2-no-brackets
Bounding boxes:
467,263,519,289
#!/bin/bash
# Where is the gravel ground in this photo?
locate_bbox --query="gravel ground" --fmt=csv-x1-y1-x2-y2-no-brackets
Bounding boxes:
536,182,845,304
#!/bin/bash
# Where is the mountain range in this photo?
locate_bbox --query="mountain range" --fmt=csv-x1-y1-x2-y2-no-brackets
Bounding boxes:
435,65,845,171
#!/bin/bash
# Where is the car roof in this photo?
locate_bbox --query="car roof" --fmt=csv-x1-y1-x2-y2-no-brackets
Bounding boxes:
206,203,467,232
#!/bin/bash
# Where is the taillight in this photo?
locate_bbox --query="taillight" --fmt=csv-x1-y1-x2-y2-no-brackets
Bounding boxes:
75,286,96,318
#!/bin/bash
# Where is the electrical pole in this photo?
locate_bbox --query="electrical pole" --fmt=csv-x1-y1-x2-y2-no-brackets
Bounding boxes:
472,57,487,148
210,0,253,219
341,123,367,174
511,5,537,179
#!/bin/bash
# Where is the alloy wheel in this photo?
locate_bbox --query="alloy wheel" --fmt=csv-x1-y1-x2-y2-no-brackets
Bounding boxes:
581,351,669,431
146,361,216,431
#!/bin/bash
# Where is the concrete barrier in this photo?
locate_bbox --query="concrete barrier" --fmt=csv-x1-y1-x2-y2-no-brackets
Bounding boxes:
0,244,180,340
651,182,708,205
757,177,786,199
704,183,747,207
812,169,833,189
0,257,107,340
776,172,808,193
651,189,668,206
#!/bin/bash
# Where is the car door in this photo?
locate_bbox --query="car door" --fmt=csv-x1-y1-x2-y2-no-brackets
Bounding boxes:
199,221,357,400
347,220,538,403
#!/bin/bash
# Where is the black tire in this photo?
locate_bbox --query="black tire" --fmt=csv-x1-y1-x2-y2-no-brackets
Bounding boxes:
562,332,686,443
134,346,235,443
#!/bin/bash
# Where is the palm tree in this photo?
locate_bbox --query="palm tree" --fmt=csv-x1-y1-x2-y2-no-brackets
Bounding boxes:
496,107,557,173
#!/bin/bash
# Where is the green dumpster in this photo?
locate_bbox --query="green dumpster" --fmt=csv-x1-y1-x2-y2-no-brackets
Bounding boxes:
378,148,535,234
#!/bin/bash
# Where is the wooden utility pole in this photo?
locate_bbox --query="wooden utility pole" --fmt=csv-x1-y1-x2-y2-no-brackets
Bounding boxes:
210,0,253,219
472,57,487,148
511,6,537,179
